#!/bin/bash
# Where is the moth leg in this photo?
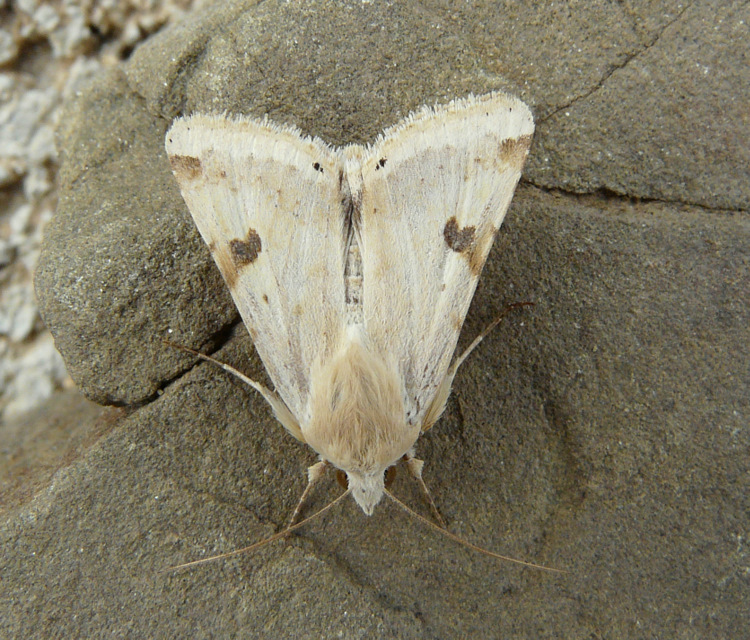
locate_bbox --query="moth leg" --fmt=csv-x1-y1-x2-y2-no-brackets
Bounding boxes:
288,460,329,528
404,453,446,528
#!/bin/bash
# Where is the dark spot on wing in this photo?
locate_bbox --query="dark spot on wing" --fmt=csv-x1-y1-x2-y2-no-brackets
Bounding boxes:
443,217,476,253
169,154,202,180
262,294,269,303
500,134,533,168
467,224,500,277
313,162,324,173
375,157,387,170
230,228,262,268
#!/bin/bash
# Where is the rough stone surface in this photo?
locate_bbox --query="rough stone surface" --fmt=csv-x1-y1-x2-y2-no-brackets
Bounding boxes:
4,0,749,637
528,2,750,210
36,66,234,405
0,0,203,421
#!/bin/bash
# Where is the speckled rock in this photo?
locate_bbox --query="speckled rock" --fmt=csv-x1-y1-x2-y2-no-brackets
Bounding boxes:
7,1,750,637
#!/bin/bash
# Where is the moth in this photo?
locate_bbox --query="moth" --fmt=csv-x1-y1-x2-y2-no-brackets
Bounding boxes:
165,92,534,519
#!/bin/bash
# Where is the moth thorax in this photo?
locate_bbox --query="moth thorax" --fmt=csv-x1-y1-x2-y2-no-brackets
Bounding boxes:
303,333,419,479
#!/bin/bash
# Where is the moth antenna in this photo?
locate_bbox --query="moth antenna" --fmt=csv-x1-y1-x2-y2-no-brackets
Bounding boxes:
162,339,303,441
452,301,535,373
383,489,567,574
421,302,534,433
162,489,351,573
162,338,275,396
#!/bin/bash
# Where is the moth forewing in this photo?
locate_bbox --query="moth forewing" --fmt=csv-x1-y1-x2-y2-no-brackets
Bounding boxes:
165,92,534,518
165,114,349,425
353,93,534,433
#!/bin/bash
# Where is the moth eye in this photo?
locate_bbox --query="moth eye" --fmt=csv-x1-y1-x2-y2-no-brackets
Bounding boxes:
384,465,397,488
335,469,348,490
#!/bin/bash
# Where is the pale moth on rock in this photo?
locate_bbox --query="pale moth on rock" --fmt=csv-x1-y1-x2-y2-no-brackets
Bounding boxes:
165,92,534,521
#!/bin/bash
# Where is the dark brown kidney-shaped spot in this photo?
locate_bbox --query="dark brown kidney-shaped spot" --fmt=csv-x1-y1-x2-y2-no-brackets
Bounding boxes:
230,228,262,268
169,154,202,180
443,217,476,253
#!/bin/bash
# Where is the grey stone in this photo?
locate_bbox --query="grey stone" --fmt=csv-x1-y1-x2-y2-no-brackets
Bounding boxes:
12,0,750,637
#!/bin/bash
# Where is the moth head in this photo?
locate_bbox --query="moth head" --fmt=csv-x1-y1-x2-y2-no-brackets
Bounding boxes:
344,470,384,515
